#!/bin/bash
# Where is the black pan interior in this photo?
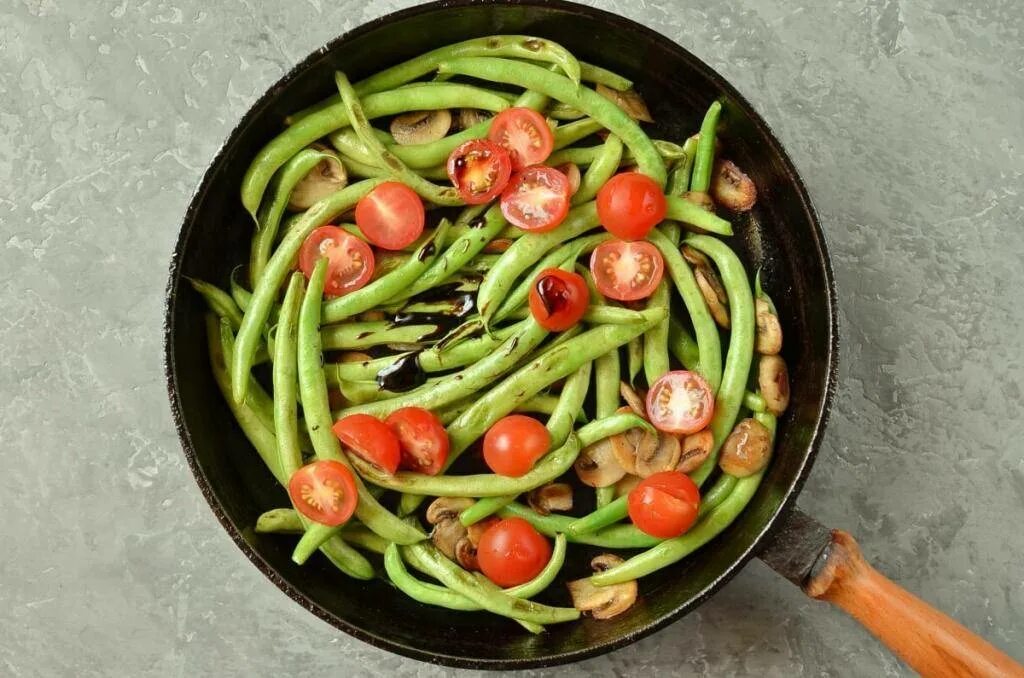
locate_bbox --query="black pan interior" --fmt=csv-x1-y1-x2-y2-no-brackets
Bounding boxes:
164,0,837,669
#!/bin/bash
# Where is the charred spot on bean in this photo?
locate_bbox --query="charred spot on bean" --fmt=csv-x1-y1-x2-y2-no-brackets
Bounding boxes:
522,38,545,52
468,215,488,229
375,352,426,392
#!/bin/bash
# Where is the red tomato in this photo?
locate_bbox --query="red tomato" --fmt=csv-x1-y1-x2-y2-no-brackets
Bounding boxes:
287,460,359,527
354,182,425,250
500,166,571,232
646,371,715,435
482,415,551,477
298,226,375,297
596,172,667,240
385,406,449,476
589,240,664,301
331,413,400,474
628,471,701,538
528,268,588,331
477,517,552,587
446,139,512,205
487,107,554,171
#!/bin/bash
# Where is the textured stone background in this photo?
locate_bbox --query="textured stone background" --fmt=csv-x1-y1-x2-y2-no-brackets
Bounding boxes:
2,0,1022,675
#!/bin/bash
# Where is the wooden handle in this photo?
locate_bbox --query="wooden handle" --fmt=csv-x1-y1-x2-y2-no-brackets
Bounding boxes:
805,529,1023,677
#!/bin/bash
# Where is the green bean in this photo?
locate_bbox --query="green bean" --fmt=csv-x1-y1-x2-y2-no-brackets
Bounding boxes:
663,195,732,236
255,508,304,534
648,229,722,393
578,61,633,91
744,391,767,413
643,281,671,385
660,221,681,249
552,118,604,149
273,273,305,481
697,473,737,516
567,495,627,536
241,85,508,218
546,146,603,167
590,470,763,585
505,532,568,599
340,152,449,182
320,220,449,324
190,278,243,330
668,316,700,371
627,336,643,384
478,201,599,322
594,344,621,419
547,101,584,120
333,120,488,170
319,537,376,581
683,234,755,486
297,259,425,545
499,503,661,548
250,148,331,287
437,58,665,187
320,321,439,350
596,486,616,509
384,543,485,612
334,72,462,206
667,135,698,196
573,134,623,205
690,101,722,193
232,179,384,403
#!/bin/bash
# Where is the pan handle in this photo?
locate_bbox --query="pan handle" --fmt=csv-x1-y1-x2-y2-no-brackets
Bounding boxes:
758,508,1024,677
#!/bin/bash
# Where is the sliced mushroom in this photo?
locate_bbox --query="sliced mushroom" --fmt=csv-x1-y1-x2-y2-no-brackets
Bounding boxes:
682,190,716,213
288,153,348,210
719,417,772,477
556,162,581,196
683,245,730,329
614,474,641,498
711,159,757,212
635,432,681,477
456,108,491,131
390,109,452,145
426,496,474,525
618,382,646,416
596,84,653,123
755,299,783,355
609,419,655,475
527,483,574,515
431,517,468,561
676,429,714,473
454,537,480,571
575,437,627,488
567,554,638,619
758,355,790,415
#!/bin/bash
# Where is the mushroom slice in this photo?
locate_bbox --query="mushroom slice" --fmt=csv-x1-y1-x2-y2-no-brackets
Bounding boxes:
596,84,654,123
454,537,480,571
711,159,757,212
635,432,682,477
609,421,656,476
528,483,574,515
758,355,790,415
456,108,491,131
755,299,783,355
614,474,641,498
618,382,646,416
682,190,716,213
575,437,627,488
390,109,452,145
719,417,772,477
426,497,474,525
431,517,469,561
567,554,638,619
288,153,348,210
683,245,730,329
556,162,581,196
676,429,714,473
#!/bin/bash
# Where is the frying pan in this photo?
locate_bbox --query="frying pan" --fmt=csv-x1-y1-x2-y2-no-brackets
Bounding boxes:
163,1,1022,673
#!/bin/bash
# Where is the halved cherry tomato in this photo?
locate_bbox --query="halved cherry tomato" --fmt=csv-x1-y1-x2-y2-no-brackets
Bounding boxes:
446,139,512,205
354,181,425,250
500,166,571,232
528,268,588,331
477,517,552,587
331,413,400,474
385,406,449,476
287,460,359,527
628,470,701,538
482,415,551,477
646,370,715,435
298,226,375,297
589,239,664,301
487,107,554,171
596,172,667,240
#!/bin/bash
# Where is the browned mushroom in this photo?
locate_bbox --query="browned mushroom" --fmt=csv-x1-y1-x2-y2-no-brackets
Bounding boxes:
758,355,790,415
719,417,772,477
755,298,783,355
683,245,730,329
427,497,479,569
635,432,682,477
596,84,654,123
682,190,716,213
556,162,581,196
676,429,714,473
609,419,652,475
288,153,348,210
618,382,646,416
426,497,474,525
456,108,491,130
614,474,641,497
575,437,627,487
465,516,499,547
454,538,480,571
710,159,757,212
390,109,452,145
567,554,638,619
527,483,574,515
430,517,468,561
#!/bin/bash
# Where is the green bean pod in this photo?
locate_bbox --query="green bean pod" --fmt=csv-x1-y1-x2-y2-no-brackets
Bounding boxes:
594,344,621,419
578,61,633,90
626,336,643,384
566,495,628,536
499,503,661,548
642,281,671,385
573,134,623,205
595,486,616,509
546,146,603,168
664,195,733,236
667,316,700,371
255,508,304,534
697,474,738,516
667,135,698,196
690,101,722,193
190,278,243,330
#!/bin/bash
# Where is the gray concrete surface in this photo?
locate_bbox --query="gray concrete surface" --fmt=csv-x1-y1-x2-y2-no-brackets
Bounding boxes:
2,0,1022,675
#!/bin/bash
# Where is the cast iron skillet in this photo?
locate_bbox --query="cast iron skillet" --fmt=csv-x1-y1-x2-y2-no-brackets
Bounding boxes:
164,1,1021,672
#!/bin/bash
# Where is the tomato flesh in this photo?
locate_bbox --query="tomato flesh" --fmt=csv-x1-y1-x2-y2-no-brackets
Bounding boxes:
477,517,552,587
488,107,554,171
628,471,701,538
354,182,425,250
500,166,571,232
298,226,375,297
332,413,401,474
385,406,449,476
589,240,664,301
446,139,512,205
646,371,715,435
483,415,551,477
596,172,667,240
287,460,359,527
528,268,588,331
